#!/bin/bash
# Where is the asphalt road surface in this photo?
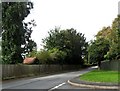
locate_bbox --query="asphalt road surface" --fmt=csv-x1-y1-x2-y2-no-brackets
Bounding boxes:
1,66,116,91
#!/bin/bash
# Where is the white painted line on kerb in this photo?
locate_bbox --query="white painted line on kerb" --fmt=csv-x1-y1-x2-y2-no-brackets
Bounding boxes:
48,82,66,91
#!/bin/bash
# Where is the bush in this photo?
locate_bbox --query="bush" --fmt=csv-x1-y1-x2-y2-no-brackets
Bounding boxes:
49,48,67,64
36,48,67,64
26,50,37,57
36,50,51,64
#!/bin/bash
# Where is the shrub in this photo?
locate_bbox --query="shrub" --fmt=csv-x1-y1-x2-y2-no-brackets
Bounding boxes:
36,50,51,64
36,48,67,64
26,50,37,57
49,48,67,64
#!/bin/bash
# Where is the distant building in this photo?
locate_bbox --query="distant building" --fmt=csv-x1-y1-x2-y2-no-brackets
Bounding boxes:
23,57,39,64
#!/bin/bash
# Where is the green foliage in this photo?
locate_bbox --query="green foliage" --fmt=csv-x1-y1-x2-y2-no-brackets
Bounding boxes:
88,38,109,64
88,15,120,66
105,15,120,60
36,48,67,64
43,28,88,65
36,50,51,64
96,26,112,41
26,50,37,57
48,48,67,64
2,2,36,64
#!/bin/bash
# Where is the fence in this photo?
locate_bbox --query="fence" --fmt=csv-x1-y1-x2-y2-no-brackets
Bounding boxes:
1,64,81,80
100,60,120,71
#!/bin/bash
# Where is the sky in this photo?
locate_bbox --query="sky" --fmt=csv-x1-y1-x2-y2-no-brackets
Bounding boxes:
25,0,119,50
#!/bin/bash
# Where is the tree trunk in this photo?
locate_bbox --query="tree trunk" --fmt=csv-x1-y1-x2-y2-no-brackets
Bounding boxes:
98,60,101,70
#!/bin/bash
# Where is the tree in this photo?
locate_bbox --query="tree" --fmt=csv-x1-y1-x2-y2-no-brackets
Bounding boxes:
105,15,120,60
2,2,36,64
88,38,109,69
96,26,112,41
88,15,120,69
43,28,88,65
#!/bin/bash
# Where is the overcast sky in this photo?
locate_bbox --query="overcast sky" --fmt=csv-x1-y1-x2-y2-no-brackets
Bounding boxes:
25,0,119,50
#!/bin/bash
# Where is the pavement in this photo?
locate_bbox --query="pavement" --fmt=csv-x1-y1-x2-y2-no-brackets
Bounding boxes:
68,67,119,90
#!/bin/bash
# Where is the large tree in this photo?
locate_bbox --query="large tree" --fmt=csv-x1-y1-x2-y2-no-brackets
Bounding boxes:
2,2,36,64
43,28,88,65
96,26,112,41
88,38,109,68
88,15,120,68
105,15,120,60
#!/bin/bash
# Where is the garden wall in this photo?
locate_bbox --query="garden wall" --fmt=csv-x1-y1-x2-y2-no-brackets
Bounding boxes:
100,60,120,71
1,64,81,80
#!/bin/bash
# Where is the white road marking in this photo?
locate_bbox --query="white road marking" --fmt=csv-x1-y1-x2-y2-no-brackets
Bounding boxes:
48,82,66,91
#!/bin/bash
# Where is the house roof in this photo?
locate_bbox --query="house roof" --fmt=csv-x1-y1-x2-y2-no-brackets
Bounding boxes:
23,57,36,64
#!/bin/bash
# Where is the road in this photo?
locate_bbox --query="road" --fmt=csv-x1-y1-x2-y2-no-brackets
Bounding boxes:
1,66,114,91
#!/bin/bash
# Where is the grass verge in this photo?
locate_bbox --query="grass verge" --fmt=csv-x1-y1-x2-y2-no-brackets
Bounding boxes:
80,70,119,83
